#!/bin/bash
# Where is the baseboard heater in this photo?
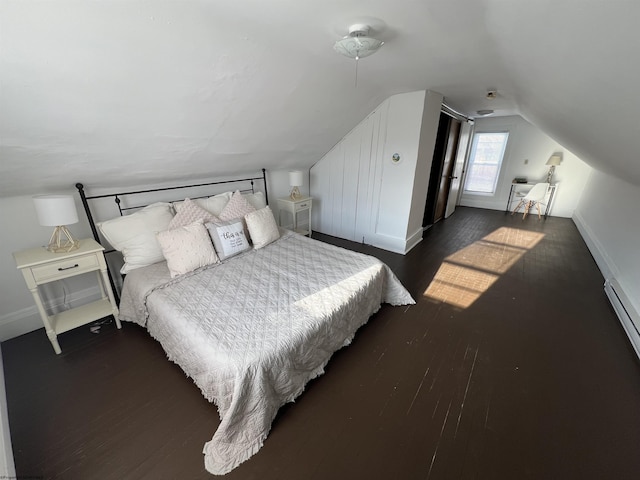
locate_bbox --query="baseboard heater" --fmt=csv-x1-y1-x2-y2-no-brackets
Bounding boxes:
604,278,640,359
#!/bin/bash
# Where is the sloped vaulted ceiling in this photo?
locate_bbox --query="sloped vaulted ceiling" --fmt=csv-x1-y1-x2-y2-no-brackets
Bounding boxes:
1,0,639,197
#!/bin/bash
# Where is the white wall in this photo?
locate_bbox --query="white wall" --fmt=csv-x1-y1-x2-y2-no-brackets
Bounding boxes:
407,90,443,244
310,90,443,253
573,170,640,314
459,115,593,217
375,91,433,250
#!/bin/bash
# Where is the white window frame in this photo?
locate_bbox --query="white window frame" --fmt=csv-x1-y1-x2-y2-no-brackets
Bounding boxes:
463,131,509,195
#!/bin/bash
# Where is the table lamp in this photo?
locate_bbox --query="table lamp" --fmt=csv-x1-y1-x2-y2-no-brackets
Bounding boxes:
289,171,303,200
33,194,80,252
546,154,562,183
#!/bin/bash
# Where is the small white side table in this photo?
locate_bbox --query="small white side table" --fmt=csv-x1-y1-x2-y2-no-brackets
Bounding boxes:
276,196,313,236
14,238,121,354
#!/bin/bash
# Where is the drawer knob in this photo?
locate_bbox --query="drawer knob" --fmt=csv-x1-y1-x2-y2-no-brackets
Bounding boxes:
58,264,79,271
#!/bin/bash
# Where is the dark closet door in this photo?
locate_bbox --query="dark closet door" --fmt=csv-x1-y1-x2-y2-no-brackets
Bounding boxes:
423,113,462,227
433,119,461,222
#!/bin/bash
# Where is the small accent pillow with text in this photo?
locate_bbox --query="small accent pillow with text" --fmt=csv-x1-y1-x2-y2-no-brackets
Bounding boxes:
206,219,251,261
169,198,219,230
156,222,219,278
245,206,280,249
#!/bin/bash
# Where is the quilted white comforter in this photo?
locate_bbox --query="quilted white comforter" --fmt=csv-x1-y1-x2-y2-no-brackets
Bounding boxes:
118,231,414,474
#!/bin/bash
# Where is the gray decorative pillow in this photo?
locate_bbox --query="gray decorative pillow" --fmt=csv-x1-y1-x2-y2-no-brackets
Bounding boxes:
205,219,251,261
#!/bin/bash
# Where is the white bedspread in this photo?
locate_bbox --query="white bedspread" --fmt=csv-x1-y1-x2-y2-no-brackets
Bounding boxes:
119,231,414,474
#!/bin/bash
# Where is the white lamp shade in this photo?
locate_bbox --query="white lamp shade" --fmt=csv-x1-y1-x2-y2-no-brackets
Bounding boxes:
33,195,79,227
289,171,304,187
546,154,562,166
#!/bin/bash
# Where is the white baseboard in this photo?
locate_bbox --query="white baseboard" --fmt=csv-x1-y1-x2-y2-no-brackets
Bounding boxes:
605,278,640,360
404,227,424,254
365,232,407,254
572,211,619,280
574,212,640,358
0,285,101,341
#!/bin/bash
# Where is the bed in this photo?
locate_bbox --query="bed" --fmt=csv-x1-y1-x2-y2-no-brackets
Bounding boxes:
76,171,414,474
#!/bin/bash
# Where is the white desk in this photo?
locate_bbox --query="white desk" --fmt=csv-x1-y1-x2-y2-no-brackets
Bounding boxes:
506,182,557,218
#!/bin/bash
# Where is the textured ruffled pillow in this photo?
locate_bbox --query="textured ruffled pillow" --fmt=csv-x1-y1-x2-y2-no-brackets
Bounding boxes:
218,190,256,221
206,219,251,261
156,222,219,278
98,202,174,274
245,206,280,249
169,198,219,230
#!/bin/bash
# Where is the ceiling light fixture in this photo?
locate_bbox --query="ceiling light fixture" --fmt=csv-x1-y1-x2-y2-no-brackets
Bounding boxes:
476,109,494,117
486,90,498,99
334,24,384,86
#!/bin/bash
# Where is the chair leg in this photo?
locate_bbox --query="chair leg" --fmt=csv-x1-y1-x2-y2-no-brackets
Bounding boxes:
512,199,525,215
536,201,542,219
523,201,531,219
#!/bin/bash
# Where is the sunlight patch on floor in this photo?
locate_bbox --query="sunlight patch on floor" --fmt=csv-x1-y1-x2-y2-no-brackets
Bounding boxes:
424,227,545,308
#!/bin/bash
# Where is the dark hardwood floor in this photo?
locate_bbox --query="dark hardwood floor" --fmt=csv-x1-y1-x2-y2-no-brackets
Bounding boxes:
4,207,640,479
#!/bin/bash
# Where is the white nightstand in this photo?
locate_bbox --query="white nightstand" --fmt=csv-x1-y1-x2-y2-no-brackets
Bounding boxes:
14,238,121,354
276,196,313,236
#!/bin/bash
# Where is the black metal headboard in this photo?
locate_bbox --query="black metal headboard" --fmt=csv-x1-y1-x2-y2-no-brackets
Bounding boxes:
75,168,268,301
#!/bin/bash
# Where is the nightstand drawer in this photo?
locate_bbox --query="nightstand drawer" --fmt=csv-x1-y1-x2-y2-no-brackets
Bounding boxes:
31,254,100,282
295,201,311,211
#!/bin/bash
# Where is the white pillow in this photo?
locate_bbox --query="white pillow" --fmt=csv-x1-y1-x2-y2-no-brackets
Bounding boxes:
174,192,232,217
245,206,280,249
156,222,219,278
205,219,251,261
98,202,174,274
169,198,219,230
199,192,233,216
243,191,267,210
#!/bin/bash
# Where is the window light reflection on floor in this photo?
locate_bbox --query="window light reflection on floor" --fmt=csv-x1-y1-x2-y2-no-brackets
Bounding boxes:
424,227,545,309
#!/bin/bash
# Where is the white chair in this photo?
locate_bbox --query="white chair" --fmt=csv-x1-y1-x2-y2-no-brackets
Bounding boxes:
512,182,550,219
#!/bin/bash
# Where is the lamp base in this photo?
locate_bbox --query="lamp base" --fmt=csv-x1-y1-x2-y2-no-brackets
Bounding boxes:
289,186,301,200
46,226,80,253
546,165,556,184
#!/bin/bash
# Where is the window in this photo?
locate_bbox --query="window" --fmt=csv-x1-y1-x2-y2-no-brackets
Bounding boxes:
463,132,509,194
